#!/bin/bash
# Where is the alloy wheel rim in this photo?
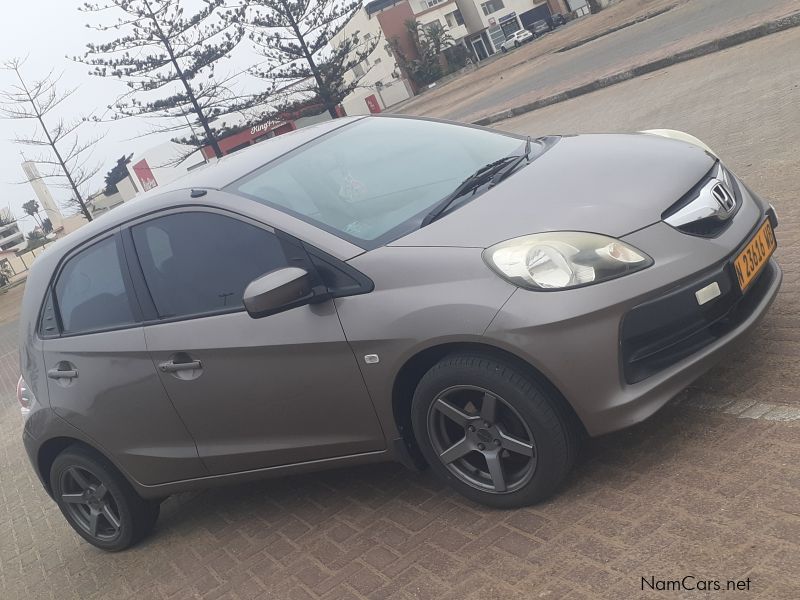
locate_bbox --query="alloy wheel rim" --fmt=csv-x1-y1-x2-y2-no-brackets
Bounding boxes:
427,385,537,494
59,466,122,541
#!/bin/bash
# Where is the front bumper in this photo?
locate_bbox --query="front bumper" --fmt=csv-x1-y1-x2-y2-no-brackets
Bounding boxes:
484,186,781,436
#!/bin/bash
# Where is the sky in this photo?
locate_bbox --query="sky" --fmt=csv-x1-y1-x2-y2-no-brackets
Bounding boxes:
0,1,264,233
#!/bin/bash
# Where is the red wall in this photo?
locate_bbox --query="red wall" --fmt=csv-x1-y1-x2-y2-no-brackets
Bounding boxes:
377,1,419,65
201,121,296,159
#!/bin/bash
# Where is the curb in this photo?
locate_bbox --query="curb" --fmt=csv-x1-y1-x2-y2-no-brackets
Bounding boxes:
473,11,800,127
555,2,680,53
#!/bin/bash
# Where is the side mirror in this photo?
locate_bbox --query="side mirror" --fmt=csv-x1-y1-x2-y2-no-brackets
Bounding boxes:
243,267,328,318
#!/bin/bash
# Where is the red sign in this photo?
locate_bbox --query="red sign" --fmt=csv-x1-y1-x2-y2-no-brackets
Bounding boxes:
132,159,158,192
365,94,382,114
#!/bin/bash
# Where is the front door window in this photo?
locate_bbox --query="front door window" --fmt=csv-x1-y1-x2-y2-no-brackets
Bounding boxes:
131,212,288,319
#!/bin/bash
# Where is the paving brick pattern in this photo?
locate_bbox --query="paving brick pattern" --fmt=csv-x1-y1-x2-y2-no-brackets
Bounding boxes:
2,31,800,600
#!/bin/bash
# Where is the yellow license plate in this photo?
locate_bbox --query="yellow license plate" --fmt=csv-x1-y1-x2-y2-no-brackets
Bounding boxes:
733,220,776,291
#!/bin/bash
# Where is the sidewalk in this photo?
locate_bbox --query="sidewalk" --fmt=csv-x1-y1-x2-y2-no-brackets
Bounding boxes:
395,0,800,124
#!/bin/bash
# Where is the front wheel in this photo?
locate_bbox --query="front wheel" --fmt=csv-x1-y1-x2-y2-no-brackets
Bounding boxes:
411,354,579,508
50,445,160,551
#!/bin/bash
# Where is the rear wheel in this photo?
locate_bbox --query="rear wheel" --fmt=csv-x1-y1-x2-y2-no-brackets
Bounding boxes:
50,446,160,551
411,354,578,507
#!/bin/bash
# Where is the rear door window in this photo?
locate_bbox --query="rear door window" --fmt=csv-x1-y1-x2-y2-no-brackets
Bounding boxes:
54,236,136,334
130,212,289,319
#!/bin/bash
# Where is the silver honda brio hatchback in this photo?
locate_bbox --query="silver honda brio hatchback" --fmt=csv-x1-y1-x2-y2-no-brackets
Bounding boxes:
19,116,781,550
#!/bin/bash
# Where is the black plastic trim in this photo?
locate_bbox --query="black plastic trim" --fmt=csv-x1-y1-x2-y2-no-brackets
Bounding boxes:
621,215,777,383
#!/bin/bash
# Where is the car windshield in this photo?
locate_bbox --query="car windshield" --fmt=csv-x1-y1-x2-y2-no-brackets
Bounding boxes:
229,117,527,249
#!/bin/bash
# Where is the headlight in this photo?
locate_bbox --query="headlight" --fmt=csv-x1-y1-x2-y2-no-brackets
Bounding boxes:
483,232,653,290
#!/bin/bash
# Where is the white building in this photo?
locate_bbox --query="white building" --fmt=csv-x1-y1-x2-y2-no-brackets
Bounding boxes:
125,142,210,195
462,0,554,57
334,0,560,113
412,0,469,44
330,4,415,116
0,208,25,252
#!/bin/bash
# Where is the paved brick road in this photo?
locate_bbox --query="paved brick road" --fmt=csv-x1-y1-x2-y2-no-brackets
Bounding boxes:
2,31,800,600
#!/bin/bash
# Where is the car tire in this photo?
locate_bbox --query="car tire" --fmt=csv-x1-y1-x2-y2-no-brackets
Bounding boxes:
501,47,507,53
50,445,160,551
515,41,520,48
411,354,579,508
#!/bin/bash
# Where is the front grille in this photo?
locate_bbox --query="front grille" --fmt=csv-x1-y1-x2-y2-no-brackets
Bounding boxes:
661,163,742,238
620,257,777,384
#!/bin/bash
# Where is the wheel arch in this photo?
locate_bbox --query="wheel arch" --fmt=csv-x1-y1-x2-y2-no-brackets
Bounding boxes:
37,436,113,498
391,341,586,463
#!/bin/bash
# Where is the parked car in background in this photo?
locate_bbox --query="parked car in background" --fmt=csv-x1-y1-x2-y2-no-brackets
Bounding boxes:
19,116,781,550
530,19,551,37
550,13,567,28
500,29,534,52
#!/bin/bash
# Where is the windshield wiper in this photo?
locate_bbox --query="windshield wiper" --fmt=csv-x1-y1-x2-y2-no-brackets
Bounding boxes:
489,136,532,187
420,137,533,227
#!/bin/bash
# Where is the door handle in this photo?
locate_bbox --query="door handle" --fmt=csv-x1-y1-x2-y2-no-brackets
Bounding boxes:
158,360,202,373
48,368,78,380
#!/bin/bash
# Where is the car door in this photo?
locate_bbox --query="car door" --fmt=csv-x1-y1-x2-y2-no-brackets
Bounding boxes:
125,208,385,475
41,231,207,485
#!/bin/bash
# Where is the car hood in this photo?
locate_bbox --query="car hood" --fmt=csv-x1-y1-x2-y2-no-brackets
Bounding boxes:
389,133,715,248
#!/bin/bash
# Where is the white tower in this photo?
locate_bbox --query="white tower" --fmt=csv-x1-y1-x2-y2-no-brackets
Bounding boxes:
21,161,64,231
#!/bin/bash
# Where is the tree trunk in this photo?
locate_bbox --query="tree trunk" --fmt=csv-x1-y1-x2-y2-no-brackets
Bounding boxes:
279,0,340,119
11,67,93,221
142,0,223,158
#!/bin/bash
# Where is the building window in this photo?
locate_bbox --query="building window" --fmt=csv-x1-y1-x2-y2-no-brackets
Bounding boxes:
374,57,382,64
364,32,372,40
423,0,445,8
481,0,504,16
352,63,365,78
445,10,464,28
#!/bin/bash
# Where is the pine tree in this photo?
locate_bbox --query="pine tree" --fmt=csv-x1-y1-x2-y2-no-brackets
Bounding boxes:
246,0,378,119
78,0,248,158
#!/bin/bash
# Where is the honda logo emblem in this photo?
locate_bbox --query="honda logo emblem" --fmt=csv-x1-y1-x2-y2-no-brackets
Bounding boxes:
711,181,735,213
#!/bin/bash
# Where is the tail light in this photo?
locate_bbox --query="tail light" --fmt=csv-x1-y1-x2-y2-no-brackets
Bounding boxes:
17,376,34,418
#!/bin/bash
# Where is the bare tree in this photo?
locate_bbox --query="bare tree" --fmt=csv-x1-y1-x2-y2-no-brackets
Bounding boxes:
78,0,249,158
1,59,99,221
246,0,379,119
